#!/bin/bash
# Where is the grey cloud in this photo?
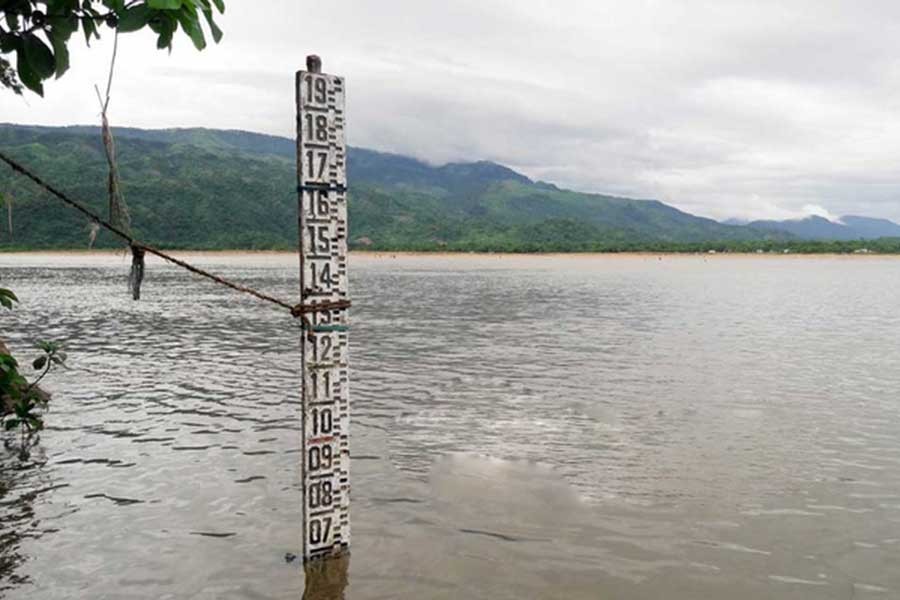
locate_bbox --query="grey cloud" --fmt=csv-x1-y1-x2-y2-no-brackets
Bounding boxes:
2,0,898,221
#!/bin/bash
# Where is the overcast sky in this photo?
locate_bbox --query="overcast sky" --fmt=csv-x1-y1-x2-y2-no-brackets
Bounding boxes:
3,0,900,222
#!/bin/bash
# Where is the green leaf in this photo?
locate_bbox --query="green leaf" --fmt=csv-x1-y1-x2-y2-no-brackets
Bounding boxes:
48,14,78,39
0,32,17,53
47,0,78,11
154,17,175,49
49,30,70,78
27,416,44,432
148,0,184,8
211,0,224,12
15,47,43,95
82,17,97,46
37,341,59,354
176,8,206,50
22,33,56,79
33,355,47,370
118,5,152,32
4,418,20,431
200,6,222,43
155,29,171,49
1,292,16,309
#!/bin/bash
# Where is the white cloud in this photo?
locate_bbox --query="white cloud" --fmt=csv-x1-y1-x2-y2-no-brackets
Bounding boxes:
1,0,899,222
801,204,842,223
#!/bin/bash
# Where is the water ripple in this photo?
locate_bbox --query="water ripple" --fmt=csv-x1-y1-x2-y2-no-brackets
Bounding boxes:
1,253,899,598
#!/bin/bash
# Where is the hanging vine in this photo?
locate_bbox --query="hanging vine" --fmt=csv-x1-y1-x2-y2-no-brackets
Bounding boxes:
93,31,145,299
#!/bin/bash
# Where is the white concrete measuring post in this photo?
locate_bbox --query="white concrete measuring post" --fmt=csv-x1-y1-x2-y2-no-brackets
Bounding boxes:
296,54,351,562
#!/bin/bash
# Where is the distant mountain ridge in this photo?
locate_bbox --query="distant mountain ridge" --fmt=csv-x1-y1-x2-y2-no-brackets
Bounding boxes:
0,123,801,251
738,215,900,240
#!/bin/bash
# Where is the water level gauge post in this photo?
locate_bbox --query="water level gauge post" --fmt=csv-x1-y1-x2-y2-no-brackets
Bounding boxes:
296,54,351,562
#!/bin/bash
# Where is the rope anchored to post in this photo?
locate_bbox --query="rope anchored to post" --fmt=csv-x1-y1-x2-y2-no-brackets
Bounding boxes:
290,299,352,318
291,299,352,340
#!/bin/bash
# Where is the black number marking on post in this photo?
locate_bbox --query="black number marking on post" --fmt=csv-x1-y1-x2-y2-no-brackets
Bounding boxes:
309,262,337,291
307,225,331,253
309,480,335,509
306,151,328,180
316,191,330,217
306,75,327,104
305,189,330,218
308,444,334,471
309,517,332,545
305,114,329,142
312,407,333,435
315,309,333,325
316,115,328,141
311,337,333,363
309,371,331,400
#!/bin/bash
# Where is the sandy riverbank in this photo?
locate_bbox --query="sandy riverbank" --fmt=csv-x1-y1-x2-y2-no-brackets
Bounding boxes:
1,249,898,259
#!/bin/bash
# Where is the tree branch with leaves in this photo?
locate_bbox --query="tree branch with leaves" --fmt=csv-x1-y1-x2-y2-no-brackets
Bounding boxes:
0,0,224,96
0,0,226,458
1,284,66,460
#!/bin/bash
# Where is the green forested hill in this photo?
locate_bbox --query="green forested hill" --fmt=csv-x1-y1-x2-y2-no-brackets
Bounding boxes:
0,123,786,251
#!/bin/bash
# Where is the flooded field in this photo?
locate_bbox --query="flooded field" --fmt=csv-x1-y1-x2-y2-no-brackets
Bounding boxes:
2,252,899,599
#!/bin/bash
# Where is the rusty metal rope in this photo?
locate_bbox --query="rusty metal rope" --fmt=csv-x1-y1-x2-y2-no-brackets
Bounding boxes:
0,150,350,318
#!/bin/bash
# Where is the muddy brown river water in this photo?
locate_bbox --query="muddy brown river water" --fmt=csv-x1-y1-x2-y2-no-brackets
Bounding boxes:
1,252,899,599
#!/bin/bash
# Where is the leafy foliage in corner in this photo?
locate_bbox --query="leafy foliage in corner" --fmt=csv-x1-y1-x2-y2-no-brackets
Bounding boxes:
0,282,66,460
0,284,17,309
0,55,21,92
0,0,225,96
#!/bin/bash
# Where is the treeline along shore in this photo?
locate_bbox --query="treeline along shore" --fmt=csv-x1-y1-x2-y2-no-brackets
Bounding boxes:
2,124,899,254
4,242,900,255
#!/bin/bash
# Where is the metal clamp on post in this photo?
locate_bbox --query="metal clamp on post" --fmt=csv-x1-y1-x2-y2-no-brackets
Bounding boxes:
293,300,352,335
290,299,352,318
298,183,348,194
